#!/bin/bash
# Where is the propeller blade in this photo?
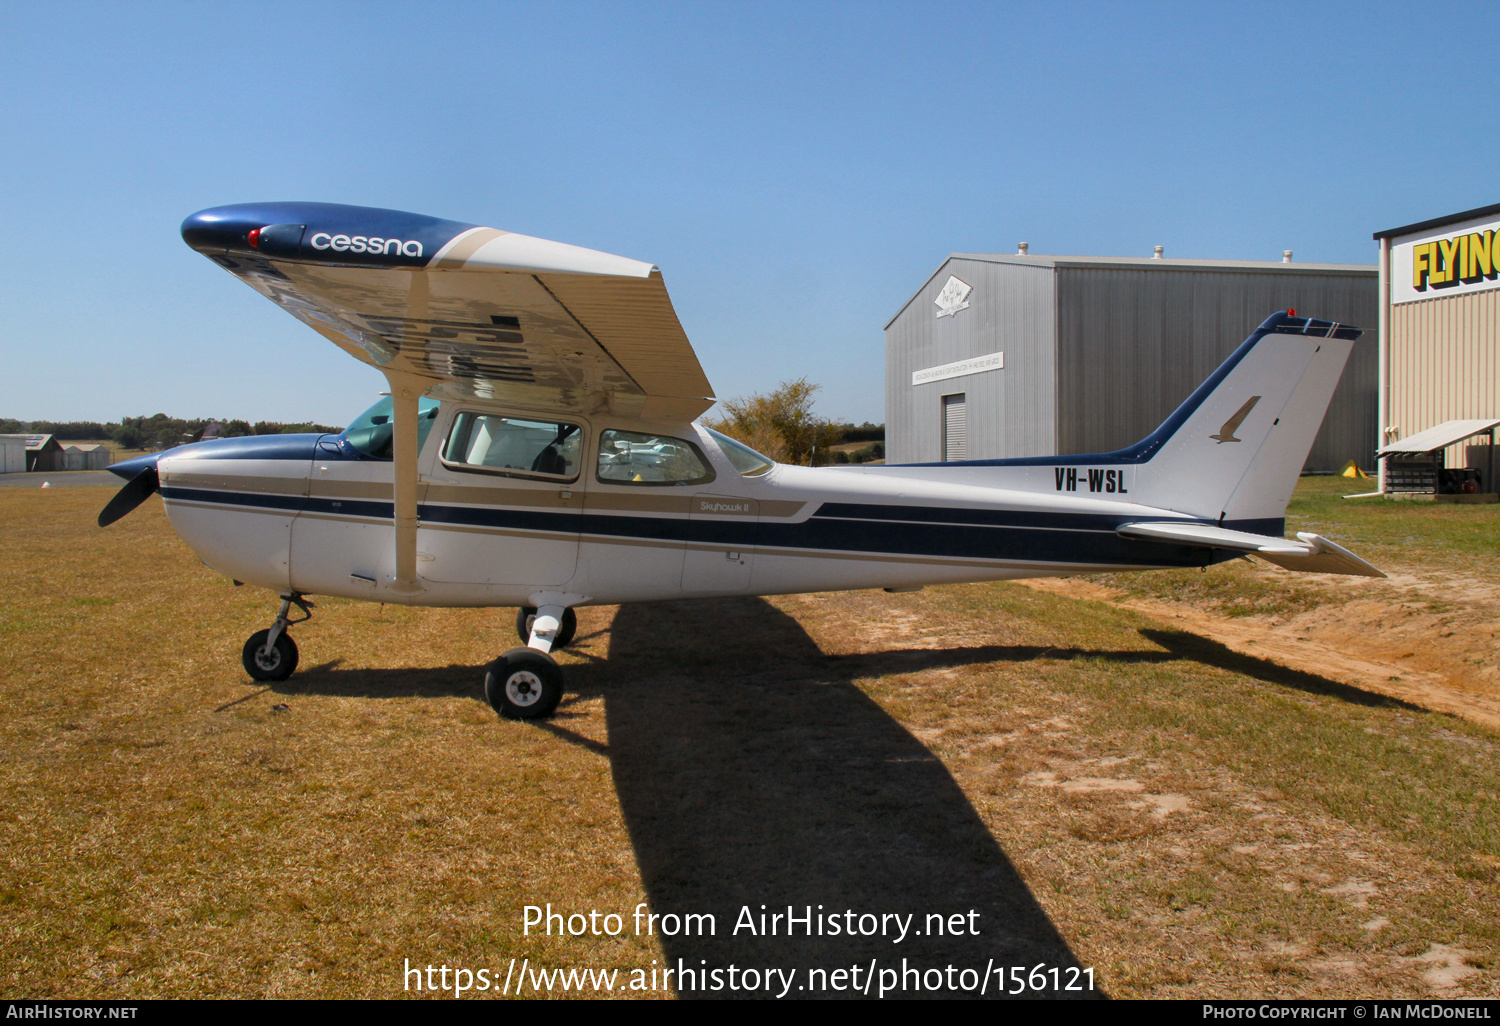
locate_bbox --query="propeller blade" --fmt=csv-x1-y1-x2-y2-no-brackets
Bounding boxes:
97,466,160,527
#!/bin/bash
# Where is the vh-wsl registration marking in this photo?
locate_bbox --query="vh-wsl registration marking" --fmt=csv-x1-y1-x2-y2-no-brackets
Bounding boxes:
1054,467,1130,494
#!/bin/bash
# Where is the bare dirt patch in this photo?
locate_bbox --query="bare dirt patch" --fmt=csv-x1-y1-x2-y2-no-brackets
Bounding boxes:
1021,564,1500,732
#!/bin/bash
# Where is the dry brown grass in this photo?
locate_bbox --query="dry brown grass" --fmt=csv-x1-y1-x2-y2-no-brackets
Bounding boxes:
1,489,657,998
2,486,1498,998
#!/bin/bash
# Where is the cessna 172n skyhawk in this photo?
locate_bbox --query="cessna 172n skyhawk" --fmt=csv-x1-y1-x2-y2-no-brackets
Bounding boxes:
100,202,1383,720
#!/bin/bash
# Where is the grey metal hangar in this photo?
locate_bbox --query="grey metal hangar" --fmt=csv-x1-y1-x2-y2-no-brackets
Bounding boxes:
883,247,1378,476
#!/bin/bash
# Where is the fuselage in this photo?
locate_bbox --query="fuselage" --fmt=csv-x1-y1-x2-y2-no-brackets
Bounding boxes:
117,400,1234,609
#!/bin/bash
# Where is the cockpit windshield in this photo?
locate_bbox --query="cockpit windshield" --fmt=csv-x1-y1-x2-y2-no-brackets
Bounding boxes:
705,428,775,477
343,396,442,459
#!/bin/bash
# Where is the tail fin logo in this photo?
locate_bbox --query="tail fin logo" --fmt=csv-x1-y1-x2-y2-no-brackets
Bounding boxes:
1211,395,1261,443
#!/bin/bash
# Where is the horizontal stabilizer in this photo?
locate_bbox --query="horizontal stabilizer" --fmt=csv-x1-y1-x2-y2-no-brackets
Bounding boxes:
1256,532,1386,578
1117,522,1385,578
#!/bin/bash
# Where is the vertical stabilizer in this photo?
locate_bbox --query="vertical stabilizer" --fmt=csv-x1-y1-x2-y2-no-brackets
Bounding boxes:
1128,313,1361,530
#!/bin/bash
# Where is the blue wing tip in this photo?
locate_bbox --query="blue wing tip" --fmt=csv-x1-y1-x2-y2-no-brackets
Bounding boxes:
181,202,479,266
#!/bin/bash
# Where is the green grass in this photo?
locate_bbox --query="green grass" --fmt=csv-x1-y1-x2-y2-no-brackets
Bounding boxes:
1288,476,1500,572
1089,561,1340,618
899,585,1500,880
839,583,1500,994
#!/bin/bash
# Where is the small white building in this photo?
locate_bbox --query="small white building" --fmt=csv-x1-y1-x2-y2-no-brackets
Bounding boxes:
0,435,25,474
63,444,111,471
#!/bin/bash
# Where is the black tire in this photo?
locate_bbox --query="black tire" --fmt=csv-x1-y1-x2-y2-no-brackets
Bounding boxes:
515,606,577,649
485,647,564,720
242,629,299,682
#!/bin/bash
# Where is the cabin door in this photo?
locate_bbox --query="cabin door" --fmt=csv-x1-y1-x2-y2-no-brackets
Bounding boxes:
417,412,583,587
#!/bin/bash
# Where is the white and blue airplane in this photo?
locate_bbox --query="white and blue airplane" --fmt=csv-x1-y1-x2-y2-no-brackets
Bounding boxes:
100,202,1383,720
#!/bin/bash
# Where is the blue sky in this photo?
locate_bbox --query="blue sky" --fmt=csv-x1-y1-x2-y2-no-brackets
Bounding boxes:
2,1,1496,426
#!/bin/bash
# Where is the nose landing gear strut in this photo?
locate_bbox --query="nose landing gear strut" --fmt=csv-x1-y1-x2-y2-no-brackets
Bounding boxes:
242,594,313,682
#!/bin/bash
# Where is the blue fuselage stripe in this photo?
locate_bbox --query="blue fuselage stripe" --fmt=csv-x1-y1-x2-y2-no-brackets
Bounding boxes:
161,486,1245,569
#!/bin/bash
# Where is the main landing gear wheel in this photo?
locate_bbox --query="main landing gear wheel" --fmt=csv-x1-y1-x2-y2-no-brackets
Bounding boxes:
516,606,577,648
242,629,299,682
485,648,564,720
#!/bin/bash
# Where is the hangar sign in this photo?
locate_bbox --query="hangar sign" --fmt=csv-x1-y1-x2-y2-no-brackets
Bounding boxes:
912,351,1004,386
1392,213,1500,305
933,276,973,318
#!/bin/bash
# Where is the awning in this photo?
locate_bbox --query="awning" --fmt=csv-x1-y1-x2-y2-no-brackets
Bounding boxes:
1378,419,1500,456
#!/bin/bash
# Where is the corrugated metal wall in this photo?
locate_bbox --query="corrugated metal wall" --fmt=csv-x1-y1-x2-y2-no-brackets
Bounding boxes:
885,257,1056,464
1054,267,1378,471
1390,288,1500,467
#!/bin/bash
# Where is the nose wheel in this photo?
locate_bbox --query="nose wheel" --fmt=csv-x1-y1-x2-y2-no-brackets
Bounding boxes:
243,630,298,681
241,594,312,682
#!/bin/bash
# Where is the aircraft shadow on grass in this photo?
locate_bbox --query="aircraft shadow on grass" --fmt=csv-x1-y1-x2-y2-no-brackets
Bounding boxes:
275,598,1412,998
275,598,1095,997
583,597,1097,999
1137,628,1424,712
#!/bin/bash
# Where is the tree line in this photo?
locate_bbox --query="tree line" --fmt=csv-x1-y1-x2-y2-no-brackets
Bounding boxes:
6,384,882,465
0,414,344,452
704,378,885,466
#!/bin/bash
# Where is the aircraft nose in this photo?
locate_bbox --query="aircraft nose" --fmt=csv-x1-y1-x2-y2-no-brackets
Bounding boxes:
109,452,161,481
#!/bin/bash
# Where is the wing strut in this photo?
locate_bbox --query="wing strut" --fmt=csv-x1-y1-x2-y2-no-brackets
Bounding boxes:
386,371,426,594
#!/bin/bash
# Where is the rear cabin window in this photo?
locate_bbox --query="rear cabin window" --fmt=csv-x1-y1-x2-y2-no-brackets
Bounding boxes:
596,430,714,486
444,413,582,479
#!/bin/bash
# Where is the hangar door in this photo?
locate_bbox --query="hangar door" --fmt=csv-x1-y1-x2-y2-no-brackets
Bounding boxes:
943,393,968,462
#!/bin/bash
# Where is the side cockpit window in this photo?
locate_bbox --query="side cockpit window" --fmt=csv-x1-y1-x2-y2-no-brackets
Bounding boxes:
704,428,775,476
344,397,441,459
597,430,715,485
444,413,581,479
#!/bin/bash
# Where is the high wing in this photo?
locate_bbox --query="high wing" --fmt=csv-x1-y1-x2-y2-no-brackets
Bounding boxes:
182,201,716,594
181,202,715,420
